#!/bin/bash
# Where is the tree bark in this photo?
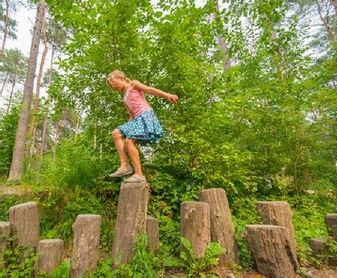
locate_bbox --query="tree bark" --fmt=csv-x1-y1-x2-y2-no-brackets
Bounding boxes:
71,214,101,278
0,222,11,268
245,225,298,278
199,188,239,265
7,0,46,182
38,47,54,169
9,202,40,247
146,216,159,252
180,201,211,258
310,237,327,258
332,0,337,18
256,201,297,251
325,213,337,239
112,182,149,267
0,0,9,59
27,11,48,165
6,76,16,114
37,239,64,275
0,72,9,96
215,0,231,71
317,1,337,41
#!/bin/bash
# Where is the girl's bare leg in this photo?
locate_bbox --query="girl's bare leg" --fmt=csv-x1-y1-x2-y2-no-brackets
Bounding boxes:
124,139,143,176
112,129,130,169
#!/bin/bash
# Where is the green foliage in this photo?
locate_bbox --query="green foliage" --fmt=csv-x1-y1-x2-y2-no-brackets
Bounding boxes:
0,237,37,277
35,138,101,187
48,260,71,278
0,104,20,177
89,234,165,278
166,237,225,278
291,191,337,265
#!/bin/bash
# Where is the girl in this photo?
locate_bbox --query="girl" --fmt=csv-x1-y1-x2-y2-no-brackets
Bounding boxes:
106,70,178,183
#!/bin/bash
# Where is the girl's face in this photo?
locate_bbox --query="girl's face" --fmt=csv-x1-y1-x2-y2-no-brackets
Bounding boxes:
108,76,126,92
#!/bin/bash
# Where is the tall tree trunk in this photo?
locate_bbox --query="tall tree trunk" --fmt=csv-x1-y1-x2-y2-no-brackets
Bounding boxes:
74,113,80,143
215,0,231,71
0,72,9,96
332,0,337,18
7,0,46,182
0,0,9,59
6,76,16,114
317,1,337,41
38,47,54,170
27,12,48,167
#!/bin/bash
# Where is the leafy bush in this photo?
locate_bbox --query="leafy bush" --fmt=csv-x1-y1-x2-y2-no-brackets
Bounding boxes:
166,237,225,278
0,237,37,277
0,105,20,177
34,139,101,187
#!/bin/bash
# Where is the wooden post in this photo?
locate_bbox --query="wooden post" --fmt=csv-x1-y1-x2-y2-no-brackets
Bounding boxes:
199,188,239,264
0,222,11,268
146,216,159,252
310,237,327,258
71,214,101,278
112,182,149,267
246,225,298,278
37,239,64,275
181,201,211,258
9,202,39,247
325,214,337,239
256,201,296,250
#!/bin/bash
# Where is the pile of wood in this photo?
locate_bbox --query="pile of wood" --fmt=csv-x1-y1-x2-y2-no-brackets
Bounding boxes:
0,183,302,278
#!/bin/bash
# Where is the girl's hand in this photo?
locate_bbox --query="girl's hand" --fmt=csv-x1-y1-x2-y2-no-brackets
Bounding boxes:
166,93,179,104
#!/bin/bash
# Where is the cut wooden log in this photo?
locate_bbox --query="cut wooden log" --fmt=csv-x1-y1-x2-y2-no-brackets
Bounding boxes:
71,214,101,278
9,202,39,247
0,222,11,268
146,216,159,252
181,201,211,258
309,237,327,258
37,239,64,275
112,182,149,267
256,201,296,250
246,225,298,278
199,188,239,265
325,214,337,239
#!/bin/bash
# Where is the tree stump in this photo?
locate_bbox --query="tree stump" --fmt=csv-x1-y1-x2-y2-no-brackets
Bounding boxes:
112,182,149,267
245,225,298,278
325,214,337,239
309,237,327,258
256,201,296,250
181,201,211,258
37,239,64,275
71,214,101,278
199,188,239,264
9,202,39,247
146,216,159,252
0,222,11,268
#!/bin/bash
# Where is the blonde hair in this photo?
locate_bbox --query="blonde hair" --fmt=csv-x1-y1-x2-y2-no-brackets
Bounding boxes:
106,70,131,88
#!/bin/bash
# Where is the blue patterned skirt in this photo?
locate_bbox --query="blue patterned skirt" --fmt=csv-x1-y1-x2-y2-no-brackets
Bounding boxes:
118,110,163,145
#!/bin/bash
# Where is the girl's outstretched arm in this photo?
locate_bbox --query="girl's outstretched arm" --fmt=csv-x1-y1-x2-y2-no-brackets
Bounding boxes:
131,80,178,104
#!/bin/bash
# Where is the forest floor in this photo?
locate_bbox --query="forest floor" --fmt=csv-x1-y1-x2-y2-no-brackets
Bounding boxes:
1,184,337,278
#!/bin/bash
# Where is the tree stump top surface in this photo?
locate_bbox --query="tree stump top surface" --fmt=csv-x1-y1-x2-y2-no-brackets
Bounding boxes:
76,214,101,220
200,188,226,193
0,222,10,227
39,239,63,244
246,224,285,229
9,201,37,210
326,213,337,218
121,182,149,189
146,216,157,221
181,201,209,206
256,201,289,205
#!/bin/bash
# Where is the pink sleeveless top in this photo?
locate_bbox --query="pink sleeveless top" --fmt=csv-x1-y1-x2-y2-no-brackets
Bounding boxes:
123,86,152,118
